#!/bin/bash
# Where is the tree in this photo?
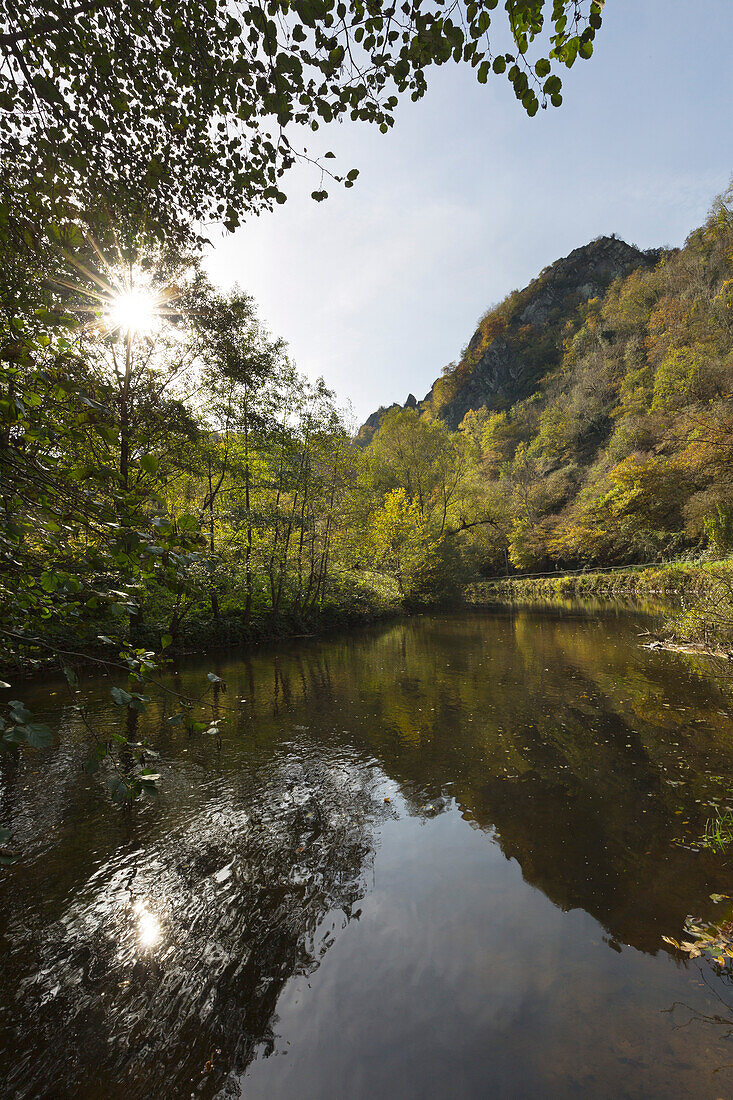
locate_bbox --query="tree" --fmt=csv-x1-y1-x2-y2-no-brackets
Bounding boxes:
364,406,472,531
189,281,288,622
370,487,431,596
0,0,604,242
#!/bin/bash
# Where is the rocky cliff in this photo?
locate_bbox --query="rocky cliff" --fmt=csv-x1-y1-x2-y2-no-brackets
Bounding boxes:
359,235,666,440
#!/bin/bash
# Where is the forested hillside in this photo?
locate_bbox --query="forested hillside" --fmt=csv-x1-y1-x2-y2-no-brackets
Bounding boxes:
360,187,733,575
3,189,732,700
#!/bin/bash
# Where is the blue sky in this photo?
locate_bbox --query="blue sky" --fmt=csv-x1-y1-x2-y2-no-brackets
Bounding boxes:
204,0,733,423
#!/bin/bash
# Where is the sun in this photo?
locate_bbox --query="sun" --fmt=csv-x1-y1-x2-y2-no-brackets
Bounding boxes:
107,285,160,336
51,233,183,339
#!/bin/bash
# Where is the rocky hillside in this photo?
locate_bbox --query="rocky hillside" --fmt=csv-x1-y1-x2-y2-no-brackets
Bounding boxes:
359,235,666,440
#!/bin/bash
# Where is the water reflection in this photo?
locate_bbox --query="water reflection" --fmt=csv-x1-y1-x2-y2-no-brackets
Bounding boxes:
134,900,161,950
2,609,733,1097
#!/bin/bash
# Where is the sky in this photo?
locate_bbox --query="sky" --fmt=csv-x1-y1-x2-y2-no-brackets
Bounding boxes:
204,0,733,424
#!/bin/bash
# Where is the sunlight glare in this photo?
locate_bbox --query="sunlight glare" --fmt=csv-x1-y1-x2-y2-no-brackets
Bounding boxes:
134,900,162,949
108,286,159,335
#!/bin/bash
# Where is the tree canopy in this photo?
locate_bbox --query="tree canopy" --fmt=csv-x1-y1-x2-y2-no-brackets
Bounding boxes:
0,0,603,241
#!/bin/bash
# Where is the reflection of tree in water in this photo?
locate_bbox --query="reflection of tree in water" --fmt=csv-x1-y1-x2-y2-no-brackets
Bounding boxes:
239,614,733,956
664,956,733,1069
7,610,733,1095
3,750,386,1099
662,912,733,1060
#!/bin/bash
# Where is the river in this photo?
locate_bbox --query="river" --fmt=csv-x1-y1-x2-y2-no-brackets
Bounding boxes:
3,607,733,1098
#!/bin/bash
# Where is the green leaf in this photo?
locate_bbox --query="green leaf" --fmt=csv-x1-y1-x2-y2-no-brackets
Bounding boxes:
140,453,159,474
63,666,79,689
111,686,133,706
23,722,53,748
109,775,133,802
8,700,32,724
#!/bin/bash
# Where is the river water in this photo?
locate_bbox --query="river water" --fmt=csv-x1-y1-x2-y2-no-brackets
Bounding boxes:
3,608,733,1098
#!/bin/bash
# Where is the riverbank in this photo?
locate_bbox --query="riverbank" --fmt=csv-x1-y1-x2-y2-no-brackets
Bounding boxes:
1,574,405,679
466,560,733,649
467,560,733,602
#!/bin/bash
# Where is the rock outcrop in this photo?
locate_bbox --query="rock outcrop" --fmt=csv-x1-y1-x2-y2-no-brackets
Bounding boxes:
360,235,666,437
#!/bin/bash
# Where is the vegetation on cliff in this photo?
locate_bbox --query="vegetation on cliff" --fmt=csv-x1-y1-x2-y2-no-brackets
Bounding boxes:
361,187,733,580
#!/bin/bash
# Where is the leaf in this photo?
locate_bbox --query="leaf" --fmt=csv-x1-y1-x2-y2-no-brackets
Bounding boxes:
710,893,729,903
39,571,58,593
63,666,79,689
111,686,133,706
109,775,133,802
8,700,32,722
140,453,159,474
161,633,173,649
23,722,53,748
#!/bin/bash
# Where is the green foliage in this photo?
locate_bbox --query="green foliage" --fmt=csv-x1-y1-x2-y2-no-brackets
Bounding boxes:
368,186,733,589
439,187,733,575
0,697,53,751
0,0,604,244
360,407,498,601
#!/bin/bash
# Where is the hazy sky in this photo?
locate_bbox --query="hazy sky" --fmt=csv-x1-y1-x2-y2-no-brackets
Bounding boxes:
204,0,733,423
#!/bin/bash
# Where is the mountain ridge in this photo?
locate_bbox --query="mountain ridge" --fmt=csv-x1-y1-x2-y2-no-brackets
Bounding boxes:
358,234,668,441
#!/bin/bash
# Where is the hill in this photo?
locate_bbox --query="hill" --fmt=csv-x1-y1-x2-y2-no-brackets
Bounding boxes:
359,235,665,442
357,188,733,576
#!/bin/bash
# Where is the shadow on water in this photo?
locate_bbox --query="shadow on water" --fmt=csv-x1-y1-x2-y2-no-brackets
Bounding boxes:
3,608,733,1097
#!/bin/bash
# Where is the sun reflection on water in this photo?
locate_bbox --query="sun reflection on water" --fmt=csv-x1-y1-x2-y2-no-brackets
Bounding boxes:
134,900,161,950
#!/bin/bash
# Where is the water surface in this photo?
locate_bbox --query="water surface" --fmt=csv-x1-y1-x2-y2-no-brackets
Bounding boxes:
3,608,733,1098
